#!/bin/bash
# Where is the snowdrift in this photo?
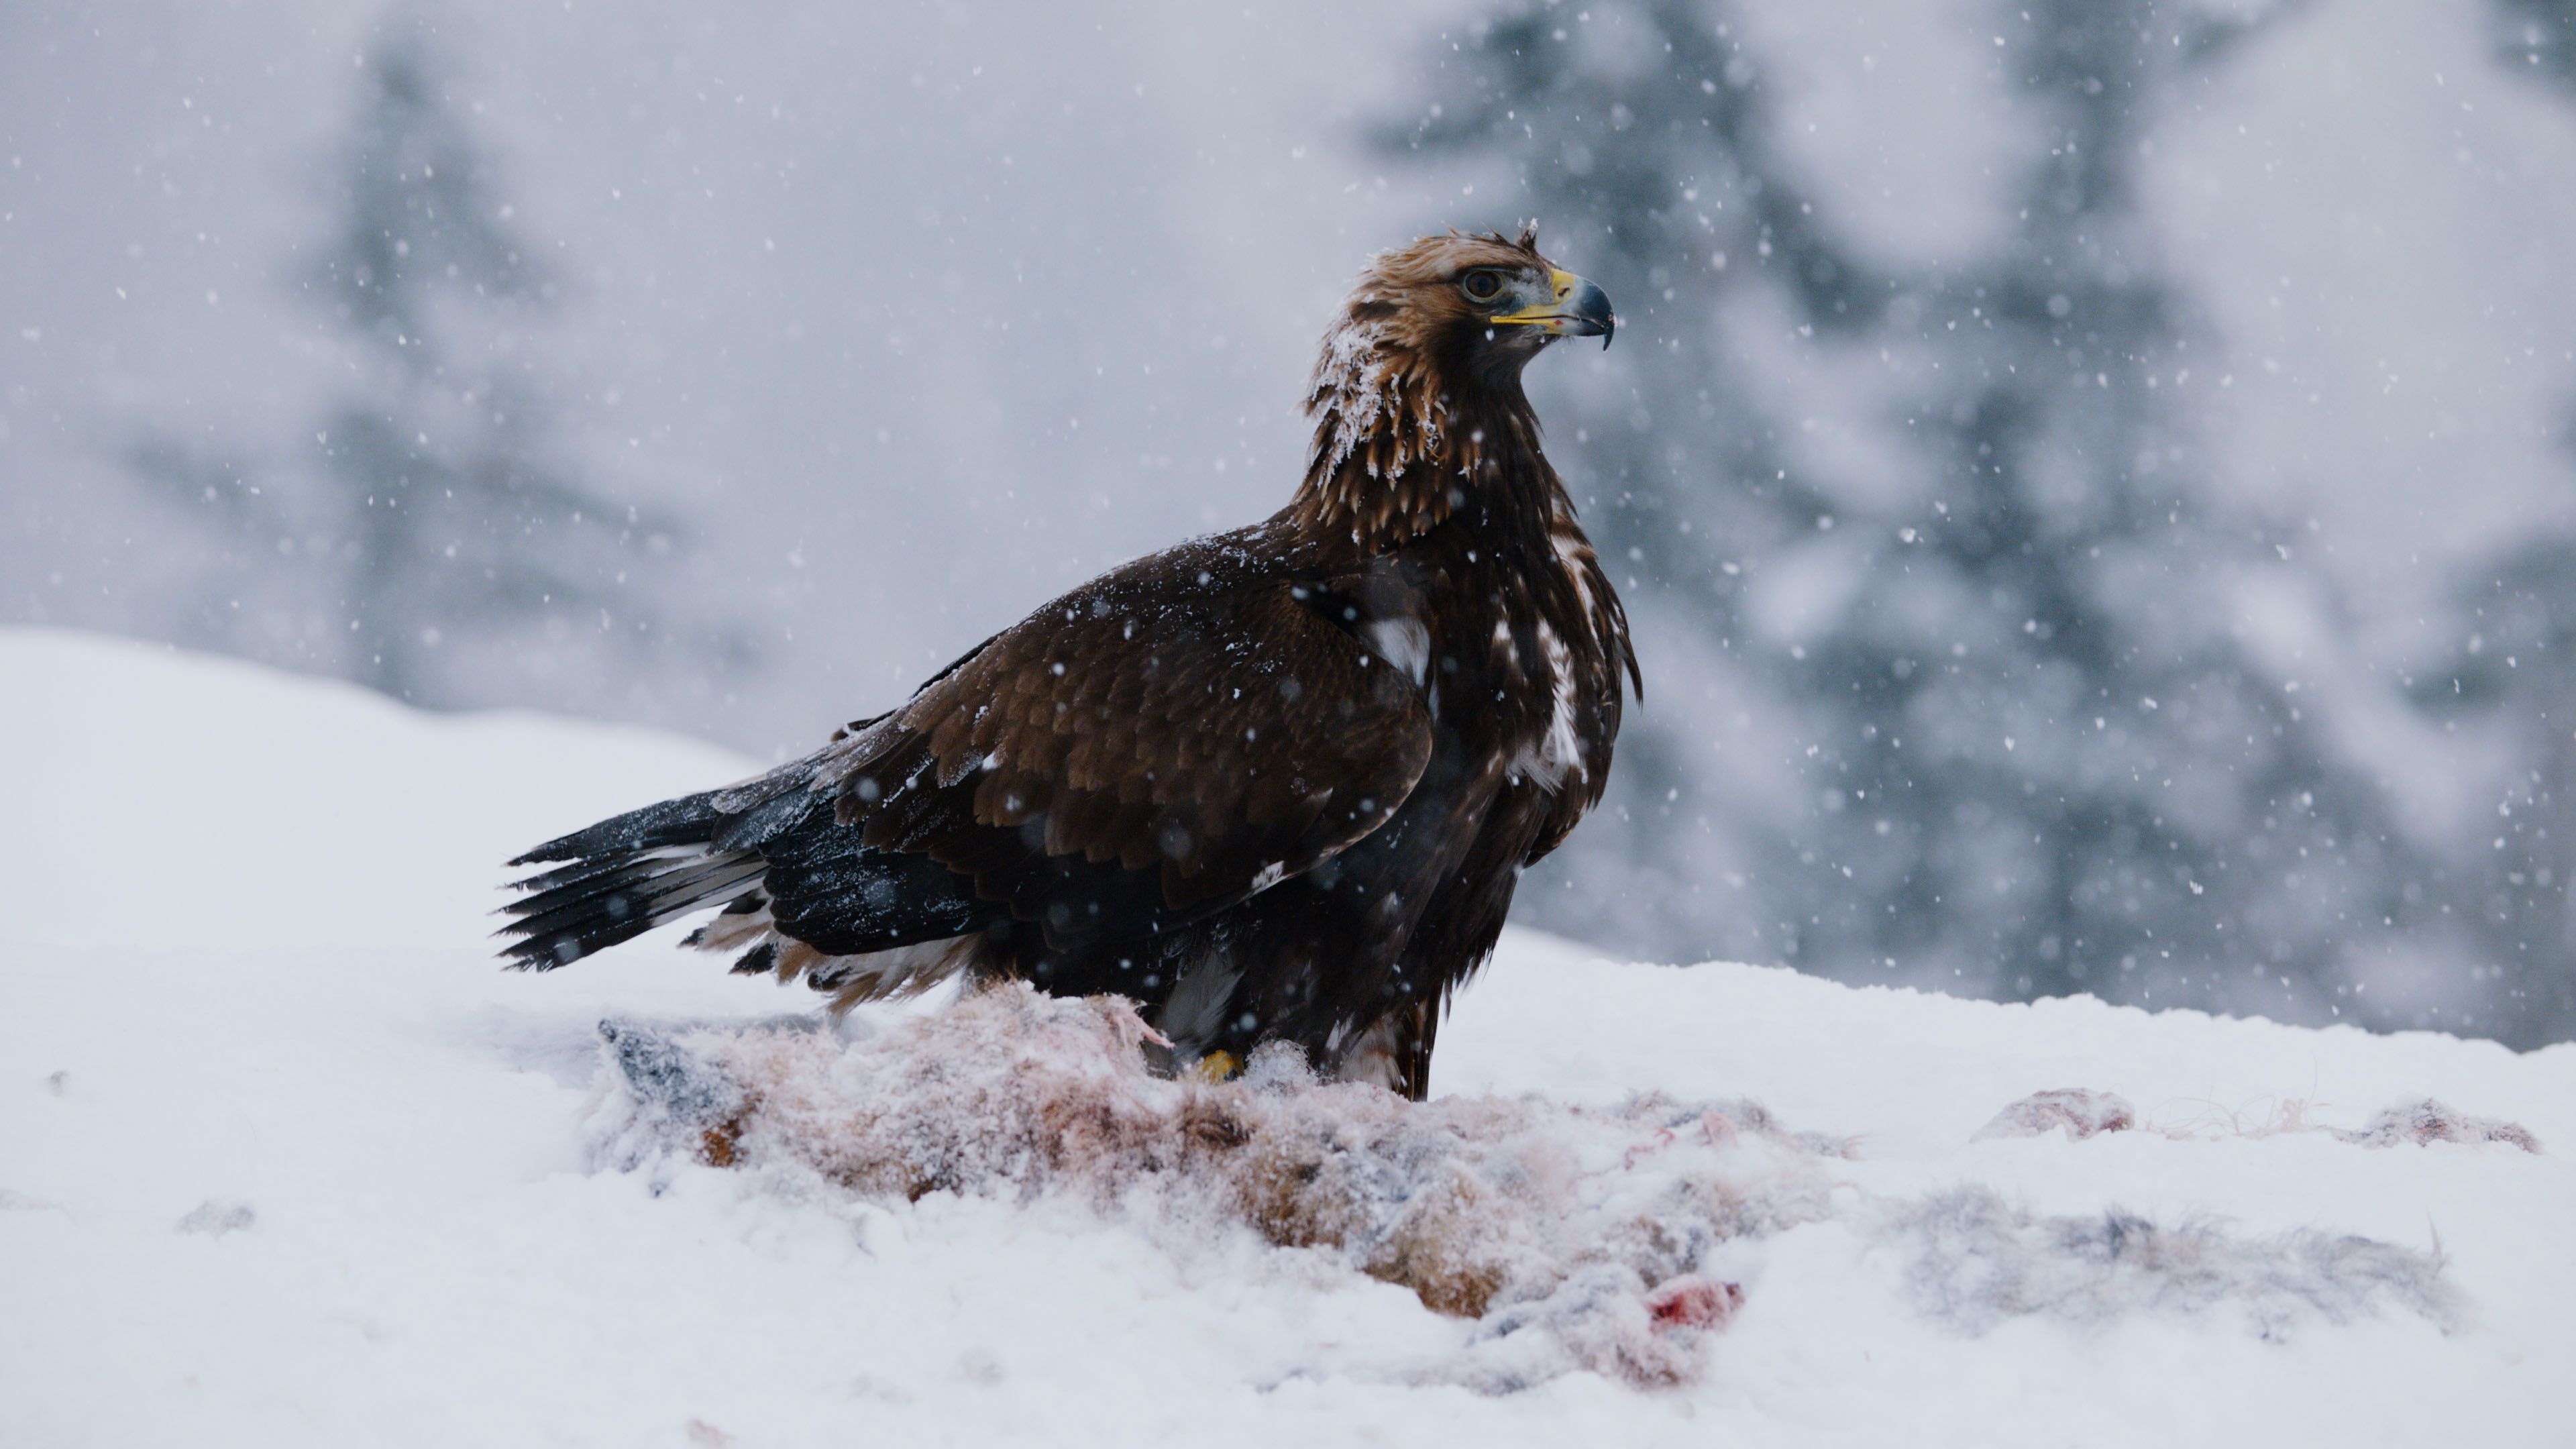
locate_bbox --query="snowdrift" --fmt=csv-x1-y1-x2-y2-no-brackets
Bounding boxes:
1,629,2569,1447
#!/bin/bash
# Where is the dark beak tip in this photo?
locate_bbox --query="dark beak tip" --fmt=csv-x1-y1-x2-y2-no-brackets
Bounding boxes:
1568,277,1616,349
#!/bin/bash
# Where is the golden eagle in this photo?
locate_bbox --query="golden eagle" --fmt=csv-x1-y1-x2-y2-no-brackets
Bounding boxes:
500,228,1636,1099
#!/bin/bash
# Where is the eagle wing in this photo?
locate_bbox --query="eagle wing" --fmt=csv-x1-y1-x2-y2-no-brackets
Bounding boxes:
734,534,1432,953
502,531,1432,971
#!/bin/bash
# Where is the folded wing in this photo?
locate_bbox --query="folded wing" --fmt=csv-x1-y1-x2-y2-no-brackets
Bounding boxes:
499,533,1434,981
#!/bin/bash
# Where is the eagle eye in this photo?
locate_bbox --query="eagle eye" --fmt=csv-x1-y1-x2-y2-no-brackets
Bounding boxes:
1460,269,1507,303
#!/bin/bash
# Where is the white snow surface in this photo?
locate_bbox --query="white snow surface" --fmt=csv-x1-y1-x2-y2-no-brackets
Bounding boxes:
1,627,2568,1446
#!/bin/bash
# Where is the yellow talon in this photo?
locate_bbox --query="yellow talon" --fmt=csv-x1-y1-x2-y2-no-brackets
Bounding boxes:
1187,1050,1242,1083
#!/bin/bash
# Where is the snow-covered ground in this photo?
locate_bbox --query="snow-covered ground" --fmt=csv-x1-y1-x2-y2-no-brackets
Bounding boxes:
2,627,2567,1447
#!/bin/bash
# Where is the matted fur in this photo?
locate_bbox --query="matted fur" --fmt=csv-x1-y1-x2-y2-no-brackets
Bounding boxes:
1974,1087,2139,1141
1895,1188,2458,1340
590,985,2465,1392
1972,1087,2541,1150
2329,1097,2542,1151
592,983,1829,1390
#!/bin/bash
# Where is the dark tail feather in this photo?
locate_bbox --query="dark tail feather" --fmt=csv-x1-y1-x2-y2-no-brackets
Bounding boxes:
499,789,772,971
507,788,740,867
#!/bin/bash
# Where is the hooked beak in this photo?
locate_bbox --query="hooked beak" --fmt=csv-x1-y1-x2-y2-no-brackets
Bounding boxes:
1491,269,1617,350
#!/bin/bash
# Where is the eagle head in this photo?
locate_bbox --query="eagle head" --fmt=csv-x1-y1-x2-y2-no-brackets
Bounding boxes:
1301,225,1614,521
1334,224,1614,386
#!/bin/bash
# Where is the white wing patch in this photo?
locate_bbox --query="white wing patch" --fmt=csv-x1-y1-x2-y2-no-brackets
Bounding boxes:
1364,614,1432,686
1511,618,1585,792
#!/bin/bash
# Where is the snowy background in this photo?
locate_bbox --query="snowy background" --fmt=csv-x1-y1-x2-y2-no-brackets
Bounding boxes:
3,629,2567,1445
7,1,2576,1042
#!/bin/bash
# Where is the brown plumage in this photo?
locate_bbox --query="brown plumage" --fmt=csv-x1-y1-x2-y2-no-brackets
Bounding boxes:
500,227,1637,1099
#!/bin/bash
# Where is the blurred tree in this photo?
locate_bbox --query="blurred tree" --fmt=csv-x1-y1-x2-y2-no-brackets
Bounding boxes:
2412,0,2576,1045
120,433,278,653
129,21,719,707
1762,0,2426,1020
1395,0,2423,1022
2495,0,2576,87
2434,548,2576,1045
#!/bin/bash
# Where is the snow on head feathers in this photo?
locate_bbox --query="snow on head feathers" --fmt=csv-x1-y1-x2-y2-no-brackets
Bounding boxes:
500,229,1636,1101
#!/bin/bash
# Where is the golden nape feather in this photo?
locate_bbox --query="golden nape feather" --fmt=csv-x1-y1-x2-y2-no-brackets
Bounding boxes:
500,228,1635,1102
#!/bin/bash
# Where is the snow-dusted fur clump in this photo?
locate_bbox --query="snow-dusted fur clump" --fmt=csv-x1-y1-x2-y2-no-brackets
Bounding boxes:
1969,1086,2544,1149
1894,1189,2457,1340
2331,1099,2542,1152
1974,1088,2139,1141
593,984,1835,1390
591,984,2464,1391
